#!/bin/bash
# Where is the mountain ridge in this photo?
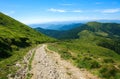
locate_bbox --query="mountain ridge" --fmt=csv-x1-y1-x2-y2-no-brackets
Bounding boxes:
35,22,120,39
30,23,83,30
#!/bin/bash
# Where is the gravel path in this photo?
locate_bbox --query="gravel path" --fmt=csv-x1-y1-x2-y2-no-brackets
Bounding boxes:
31,45,100,79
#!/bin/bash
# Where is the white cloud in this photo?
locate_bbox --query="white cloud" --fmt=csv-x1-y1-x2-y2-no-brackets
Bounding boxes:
93,8,120,13
101,9,120,13
48,8,83,13
22,16,97,24
48,8,66,12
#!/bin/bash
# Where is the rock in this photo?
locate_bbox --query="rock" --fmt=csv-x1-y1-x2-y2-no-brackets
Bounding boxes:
16,63,21,67
7,47,36,79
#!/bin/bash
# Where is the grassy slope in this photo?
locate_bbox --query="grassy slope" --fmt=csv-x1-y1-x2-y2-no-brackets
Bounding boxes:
48,37,120,79
0,12,55,58
48,22,120,79
0,12,55,78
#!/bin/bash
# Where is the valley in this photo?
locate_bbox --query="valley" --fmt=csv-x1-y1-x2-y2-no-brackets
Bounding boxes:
35,21,120,79
1,0,120,79
0,12,120,79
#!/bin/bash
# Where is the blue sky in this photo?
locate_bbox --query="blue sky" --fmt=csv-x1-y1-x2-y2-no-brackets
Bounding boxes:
0,0,120,24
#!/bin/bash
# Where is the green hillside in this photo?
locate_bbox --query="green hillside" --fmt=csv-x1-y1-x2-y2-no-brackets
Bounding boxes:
0,12,55,58
48,22,120,79
1,12,120,79
0,12,55,78
65,22,120,39
35,24,82,39
35,27,63,38
36,22,120,40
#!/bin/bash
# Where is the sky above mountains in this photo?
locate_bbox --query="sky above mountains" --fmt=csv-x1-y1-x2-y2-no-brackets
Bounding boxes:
0,0,120,24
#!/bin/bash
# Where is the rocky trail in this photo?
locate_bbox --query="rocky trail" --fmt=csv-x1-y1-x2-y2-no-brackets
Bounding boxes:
31,45,100,79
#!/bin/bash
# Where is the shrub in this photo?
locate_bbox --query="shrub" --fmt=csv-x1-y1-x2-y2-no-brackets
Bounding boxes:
76,57,100,69
99,65,119,79
11,45,19,51
115,73,120,79
103,58,114,63
89,60,101,69
60,50,72,60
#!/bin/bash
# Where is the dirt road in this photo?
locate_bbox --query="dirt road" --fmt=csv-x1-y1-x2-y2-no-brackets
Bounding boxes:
31,45,99,79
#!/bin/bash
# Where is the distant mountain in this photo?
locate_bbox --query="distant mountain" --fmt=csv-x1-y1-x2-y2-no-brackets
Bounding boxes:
30,23,83,31
96,20,120,23
35,27,64,39
58,23,83,30
36,22,120,55
36,22,120,39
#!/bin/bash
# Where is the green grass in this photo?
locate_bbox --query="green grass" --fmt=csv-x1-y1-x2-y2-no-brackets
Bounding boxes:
47,28,120,79
0,12,56,59
0,12,56,78
28,50,35,71
26,46,36,79
1,12,120,79
0,44,37,79
48,39,120,79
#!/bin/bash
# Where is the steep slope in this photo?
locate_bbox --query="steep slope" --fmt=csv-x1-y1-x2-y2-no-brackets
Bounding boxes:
0,12,55,78
0,12,55,59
